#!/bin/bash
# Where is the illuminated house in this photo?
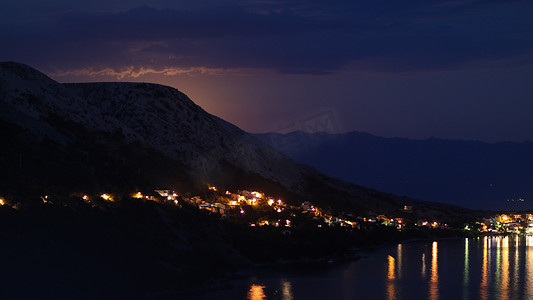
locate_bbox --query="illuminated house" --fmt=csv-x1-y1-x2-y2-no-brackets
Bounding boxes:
401,206,413,213
301,201,312,211
190,196,203,204
199,203,227,215
239,190,253,198
199,203,216,213
214,203,228,215
155,189,174,198
498,214,511,223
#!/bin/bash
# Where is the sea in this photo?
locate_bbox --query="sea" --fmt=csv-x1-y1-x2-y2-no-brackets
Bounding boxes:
194,236,533,299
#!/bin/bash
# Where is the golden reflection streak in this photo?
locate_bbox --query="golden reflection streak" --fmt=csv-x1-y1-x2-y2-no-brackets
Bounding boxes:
463,239,469,293
281,280,293,300
495,237,501,291
388,255,396,280
527,236,533,298
248,284,267,300
387,255,396,300
397,244,403,279
513,236,520,298
480,236,489,300
429,241,439,300
501,236,509,300
422,253,426,279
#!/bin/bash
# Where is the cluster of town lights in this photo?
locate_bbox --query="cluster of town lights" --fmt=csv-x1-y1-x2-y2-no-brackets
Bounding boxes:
5,184,463,234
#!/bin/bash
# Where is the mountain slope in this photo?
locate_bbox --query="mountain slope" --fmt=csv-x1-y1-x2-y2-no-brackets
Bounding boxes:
0,62,304,189
0,62,472,219
255,131,533,210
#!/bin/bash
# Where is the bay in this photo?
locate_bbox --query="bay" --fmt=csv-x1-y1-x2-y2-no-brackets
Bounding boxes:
195,236,533,299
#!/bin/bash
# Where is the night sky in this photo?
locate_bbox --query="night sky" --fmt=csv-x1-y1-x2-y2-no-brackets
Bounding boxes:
2,0,533,142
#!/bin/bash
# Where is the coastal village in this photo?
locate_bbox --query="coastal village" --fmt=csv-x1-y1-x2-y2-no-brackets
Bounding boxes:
146,185,533,235
469,213,533,234
2,184,528,236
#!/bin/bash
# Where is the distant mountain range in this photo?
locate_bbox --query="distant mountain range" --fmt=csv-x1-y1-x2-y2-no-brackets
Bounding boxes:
0,62,472,219
255,131,533,210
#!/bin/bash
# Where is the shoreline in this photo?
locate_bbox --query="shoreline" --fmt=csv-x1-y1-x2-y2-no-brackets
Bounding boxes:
177,230,477,297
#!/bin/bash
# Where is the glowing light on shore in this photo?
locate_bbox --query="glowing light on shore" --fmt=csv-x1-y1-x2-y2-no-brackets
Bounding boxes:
101,194,113,201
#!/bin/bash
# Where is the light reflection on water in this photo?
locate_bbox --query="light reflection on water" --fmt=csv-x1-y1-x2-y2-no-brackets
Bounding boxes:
525,236,533,298
386,255,395,300
201,237,533,300
397,243,402,279
463,238,469,296
247,284,266,300
429,241,439,300
502,236,509,300
480,237,489,300
246,280,293,300
281,280,293,300
421,252,426,279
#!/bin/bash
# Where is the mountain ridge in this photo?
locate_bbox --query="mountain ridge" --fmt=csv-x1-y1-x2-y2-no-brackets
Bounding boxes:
255,131,533,210
0,62,306,189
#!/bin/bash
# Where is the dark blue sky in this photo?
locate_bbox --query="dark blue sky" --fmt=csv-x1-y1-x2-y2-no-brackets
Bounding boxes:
2,0,533,142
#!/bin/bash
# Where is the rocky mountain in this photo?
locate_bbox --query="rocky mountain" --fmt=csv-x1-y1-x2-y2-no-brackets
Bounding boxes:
255,131,533,210
0,62,471,218
0,62,303,188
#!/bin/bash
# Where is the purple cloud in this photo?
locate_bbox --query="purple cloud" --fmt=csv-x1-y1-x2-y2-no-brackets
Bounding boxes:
1,0,532,75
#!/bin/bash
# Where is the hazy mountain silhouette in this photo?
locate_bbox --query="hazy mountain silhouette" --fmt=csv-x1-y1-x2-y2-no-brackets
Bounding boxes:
256,131,533,210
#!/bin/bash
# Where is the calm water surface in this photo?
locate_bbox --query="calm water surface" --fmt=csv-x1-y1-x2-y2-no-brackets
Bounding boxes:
196,236,533,299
